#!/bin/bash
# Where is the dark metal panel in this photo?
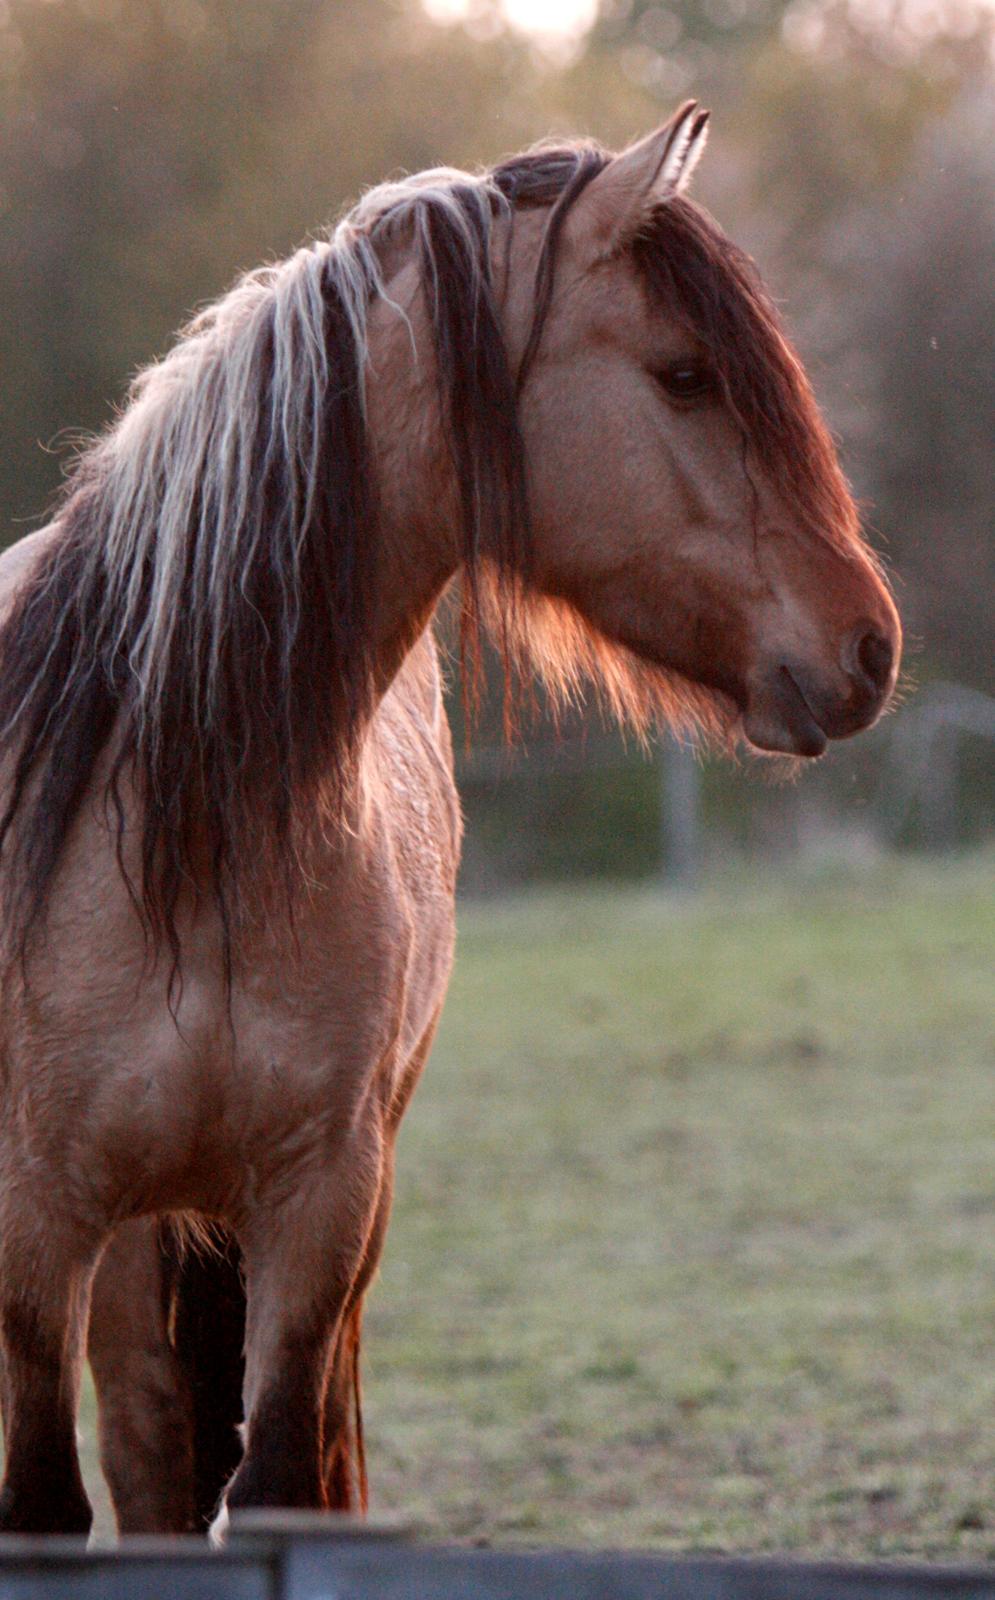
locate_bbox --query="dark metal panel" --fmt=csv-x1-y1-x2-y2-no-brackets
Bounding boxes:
1,1529,994,1599
283,1545,995,1600
0,1549,271,1600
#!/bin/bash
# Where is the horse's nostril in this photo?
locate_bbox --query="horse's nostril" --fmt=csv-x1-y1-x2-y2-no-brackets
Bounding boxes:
850,627,894,694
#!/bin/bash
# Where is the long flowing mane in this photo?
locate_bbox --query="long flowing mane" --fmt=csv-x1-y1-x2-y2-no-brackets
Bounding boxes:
0,137,860,973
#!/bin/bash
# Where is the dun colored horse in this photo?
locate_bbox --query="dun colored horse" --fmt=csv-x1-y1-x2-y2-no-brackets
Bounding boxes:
0,105,900,1536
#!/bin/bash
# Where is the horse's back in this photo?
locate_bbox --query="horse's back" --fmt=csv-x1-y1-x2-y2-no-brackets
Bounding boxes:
0,523,61,619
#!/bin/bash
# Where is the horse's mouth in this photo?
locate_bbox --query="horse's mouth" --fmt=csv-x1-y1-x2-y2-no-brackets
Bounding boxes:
741,666,829,758
742,660,893,758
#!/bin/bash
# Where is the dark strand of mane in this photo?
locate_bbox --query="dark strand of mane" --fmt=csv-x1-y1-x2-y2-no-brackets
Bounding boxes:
0,496,124,972
409,148,613,734
413,181,531,729
632,197,863,556
496,147,607,398
480,146,609,734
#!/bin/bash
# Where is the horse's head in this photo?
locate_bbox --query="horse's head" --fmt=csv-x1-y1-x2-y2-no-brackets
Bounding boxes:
505,106,900,757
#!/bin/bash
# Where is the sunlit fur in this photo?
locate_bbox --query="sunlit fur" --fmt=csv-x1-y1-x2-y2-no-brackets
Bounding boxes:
0,139,870,974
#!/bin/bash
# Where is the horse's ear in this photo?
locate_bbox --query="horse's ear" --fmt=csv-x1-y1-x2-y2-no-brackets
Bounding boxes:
578,103,710,253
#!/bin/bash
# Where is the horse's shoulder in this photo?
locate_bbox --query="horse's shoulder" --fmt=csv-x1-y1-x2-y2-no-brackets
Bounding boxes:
381,630,448,741
368,631,459,845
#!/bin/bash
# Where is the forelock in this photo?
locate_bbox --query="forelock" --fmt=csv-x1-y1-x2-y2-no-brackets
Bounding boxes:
631,196,862,553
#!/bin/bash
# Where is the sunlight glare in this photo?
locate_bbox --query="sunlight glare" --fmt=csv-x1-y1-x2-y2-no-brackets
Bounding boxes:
502,0,600,41
422,0,475,22
422,0,600,45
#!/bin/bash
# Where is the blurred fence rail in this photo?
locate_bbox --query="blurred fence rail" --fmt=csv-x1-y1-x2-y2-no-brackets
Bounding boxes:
454,682,995,891
881,683,995,851
2,1518,995,1600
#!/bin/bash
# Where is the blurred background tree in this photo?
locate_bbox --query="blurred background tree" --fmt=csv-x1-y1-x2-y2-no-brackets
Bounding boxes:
1,0,992,881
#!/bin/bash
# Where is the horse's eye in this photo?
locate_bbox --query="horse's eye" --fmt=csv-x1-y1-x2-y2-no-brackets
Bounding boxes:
655,361,716,403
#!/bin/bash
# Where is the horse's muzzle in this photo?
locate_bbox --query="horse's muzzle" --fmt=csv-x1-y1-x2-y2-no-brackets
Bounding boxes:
743,616,901,758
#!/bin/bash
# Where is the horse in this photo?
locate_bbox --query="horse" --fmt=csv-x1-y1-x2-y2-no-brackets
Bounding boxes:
0,103,901,1537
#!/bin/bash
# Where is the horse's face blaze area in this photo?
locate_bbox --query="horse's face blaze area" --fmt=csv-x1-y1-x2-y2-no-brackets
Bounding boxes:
514,138,901,759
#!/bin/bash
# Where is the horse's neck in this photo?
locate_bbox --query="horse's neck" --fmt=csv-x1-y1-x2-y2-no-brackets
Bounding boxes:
360,258,462,708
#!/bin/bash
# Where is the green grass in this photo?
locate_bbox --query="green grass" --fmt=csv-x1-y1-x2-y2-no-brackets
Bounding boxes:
80,853,995,1556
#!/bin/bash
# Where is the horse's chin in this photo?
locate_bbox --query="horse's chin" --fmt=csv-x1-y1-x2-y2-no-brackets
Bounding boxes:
742,720,827,759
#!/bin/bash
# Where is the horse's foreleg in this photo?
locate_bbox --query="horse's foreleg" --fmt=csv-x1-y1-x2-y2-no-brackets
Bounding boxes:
322,1147,396,1512
323,1301,367,1513
319,1015,442,1513
0,1209,96,1534
88,1218,199,1533
220,1125,386,1518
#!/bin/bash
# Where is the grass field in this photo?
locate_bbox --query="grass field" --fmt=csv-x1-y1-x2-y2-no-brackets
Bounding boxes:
79,852,994,1557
